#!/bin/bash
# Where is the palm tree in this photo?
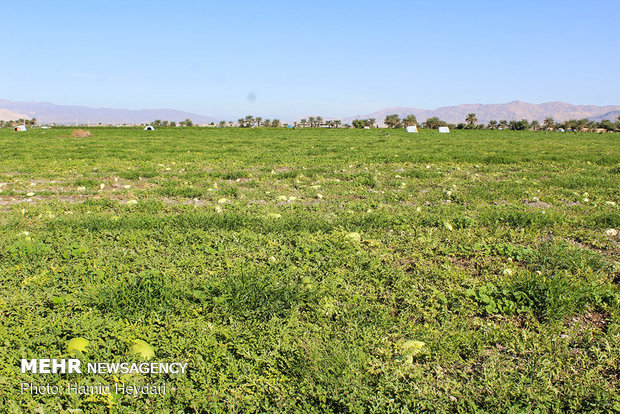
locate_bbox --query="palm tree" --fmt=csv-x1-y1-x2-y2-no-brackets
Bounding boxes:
300,118,307,127
487,120,498,129
530,120,540,131
403,115,417,126
272,119,280,128
465,113,477,127
255,117,262,127
423,117,445,129
316,116,323,127
543,117,555,131
384,114,401,128
499,120,508,130
333,120,341,128
263,119,271,128
308,116,316,128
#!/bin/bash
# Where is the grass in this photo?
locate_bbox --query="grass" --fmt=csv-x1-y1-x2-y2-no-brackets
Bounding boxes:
0,126,619,413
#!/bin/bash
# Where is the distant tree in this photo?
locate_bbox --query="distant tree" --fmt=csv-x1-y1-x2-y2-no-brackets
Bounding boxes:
456,123,466,130
272,119,281,128
384,114,401,128
487,120,498,129
170,121,177,127
316,116,323,127
151,119,162,127
245,115,254,127
308,116,316,128
300,118,307,127
403,115,418,127
255,117,262,127
333,120,342,128
499,120,508,130
509,119,529,131
30,118,37,126
162,120,169,127
576,118,591,132
465,113,478,127
530,120,540,131
182,118,193,127
352,119,377,128
218,120,226,128
598,119,614,131
423,117,446,129
543,117,555,130
263,119,271,128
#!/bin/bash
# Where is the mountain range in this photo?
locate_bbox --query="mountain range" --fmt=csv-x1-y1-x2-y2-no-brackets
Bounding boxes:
0,99,216,125
0,98,618,126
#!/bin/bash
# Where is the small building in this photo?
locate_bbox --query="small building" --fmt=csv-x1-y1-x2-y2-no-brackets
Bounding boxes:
14,125,27,132
438,126,450,133
406,126,418,133
144,126,155,131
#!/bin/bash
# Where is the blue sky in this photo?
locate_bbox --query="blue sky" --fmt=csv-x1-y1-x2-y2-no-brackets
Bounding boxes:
1,0,618,120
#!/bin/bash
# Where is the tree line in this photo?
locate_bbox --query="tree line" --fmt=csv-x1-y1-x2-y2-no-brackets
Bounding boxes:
0,118,37,128
2,114,618,132
377,113,620,132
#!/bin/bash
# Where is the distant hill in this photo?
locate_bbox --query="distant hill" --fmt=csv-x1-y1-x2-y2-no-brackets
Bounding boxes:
588,110,620,122
0,99,217,125
344,101,620,126
0,108,29,121
2,98,618,126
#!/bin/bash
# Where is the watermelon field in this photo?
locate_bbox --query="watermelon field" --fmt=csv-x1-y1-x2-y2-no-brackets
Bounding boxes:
0,127,619,413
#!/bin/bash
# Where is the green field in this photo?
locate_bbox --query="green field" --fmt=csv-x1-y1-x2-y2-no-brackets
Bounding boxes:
1,127,619,413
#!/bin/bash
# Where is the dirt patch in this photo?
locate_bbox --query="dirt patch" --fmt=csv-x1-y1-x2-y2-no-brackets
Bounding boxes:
71,129,92,138
524,200,552,208
567,312,609,334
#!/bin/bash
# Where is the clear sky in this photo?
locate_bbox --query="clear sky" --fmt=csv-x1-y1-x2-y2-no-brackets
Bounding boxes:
1,0,618,120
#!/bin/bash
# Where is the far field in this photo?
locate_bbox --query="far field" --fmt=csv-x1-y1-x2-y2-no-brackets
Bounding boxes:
0,127,619,413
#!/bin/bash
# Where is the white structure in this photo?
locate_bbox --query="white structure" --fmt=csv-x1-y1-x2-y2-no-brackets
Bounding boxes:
406,125,418,133
438,126,450,133
144,126,155,131
14,125,27,132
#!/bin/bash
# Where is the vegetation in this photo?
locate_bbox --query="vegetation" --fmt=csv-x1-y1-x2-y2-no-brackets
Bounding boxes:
0,127,619,412
384,114,401,128
0,118,37,128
